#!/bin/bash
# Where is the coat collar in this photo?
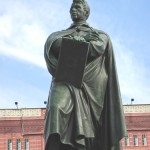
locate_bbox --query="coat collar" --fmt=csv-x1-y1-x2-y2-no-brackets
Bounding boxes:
68,22,91,29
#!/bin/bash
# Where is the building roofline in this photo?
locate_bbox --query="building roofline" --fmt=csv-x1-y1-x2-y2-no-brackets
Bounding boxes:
0,107,46,110
123,104,150,106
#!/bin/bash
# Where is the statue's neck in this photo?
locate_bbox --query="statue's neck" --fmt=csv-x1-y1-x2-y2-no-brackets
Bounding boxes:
73,20,87,26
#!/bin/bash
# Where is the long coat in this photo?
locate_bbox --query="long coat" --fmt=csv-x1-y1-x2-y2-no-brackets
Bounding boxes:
44,23,127,150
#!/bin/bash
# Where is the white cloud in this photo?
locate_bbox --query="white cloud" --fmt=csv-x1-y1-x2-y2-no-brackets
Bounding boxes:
0,15,13,38
0,21,47,68
113,38,150,104
0,0,71,68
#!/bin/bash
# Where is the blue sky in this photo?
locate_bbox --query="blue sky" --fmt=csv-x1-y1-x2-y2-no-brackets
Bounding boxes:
0,0,150,108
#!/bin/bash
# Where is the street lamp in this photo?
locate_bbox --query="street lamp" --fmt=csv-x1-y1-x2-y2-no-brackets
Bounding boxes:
15,102,18,109
44,101,47,105
131,98,134,105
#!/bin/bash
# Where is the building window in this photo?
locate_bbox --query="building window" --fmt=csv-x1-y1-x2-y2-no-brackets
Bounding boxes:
133,135,138,146
8,139,12,150
124,135,130,146
142,134,147,146
16,139,21,150
24,139,29,150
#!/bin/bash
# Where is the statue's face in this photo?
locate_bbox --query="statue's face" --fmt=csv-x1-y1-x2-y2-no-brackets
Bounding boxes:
70,3,86,22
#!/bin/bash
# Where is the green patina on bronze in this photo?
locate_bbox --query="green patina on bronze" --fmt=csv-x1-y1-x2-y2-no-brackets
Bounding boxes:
44,0,127,150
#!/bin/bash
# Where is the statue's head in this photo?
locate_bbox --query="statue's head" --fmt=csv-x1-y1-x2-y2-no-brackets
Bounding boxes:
70,0,90,23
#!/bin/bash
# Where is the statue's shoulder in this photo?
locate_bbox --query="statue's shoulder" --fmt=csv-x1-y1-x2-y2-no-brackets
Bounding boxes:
44,31,62,49
45,29,70,44
93,28,110,40
46,31,61,43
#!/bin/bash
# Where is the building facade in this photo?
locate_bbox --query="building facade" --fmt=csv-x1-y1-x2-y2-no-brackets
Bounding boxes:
0,108,45,150
0,105,150,150
121,104,150,150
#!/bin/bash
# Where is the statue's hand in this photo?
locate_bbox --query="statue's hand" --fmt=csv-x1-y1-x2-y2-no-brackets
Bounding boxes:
64,35,85,42
73,35,85,41
83,32,99,42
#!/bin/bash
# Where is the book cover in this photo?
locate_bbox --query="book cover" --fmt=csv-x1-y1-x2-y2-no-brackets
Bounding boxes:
55,38,89,88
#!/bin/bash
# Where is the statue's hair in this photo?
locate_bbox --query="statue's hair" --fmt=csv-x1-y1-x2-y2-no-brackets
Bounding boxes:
72,0,90,20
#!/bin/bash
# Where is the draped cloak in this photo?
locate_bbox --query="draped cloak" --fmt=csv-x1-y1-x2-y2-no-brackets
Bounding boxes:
44,24,127,150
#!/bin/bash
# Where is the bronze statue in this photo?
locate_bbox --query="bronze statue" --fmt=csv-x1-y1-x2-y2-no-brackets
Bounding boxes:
44,0,127,149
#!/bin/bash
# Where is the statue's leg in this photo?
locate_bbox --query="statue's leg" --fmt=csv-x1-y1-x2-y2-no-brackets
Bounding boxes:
45,82,74,149
61,144,77,150
45,134,60,150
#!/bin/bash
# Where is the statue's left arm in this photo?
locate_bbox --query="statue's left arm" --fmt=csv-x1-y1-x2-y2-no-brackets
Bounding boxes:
83,31,108,59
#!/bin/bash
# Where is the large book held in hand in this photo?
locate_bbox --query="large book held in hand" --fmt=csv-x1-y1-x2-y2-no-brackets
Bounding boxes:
55,38,89,88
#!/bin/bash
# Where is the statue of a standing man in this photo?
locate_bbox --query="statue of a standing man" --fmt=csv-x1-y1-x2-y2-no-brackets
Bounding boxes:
44,0,127,150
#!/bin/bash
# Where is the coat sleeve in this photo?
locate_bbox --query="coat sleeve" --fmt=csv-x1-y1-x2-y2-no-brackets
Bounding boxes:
44,32,59,77
99,36,127,150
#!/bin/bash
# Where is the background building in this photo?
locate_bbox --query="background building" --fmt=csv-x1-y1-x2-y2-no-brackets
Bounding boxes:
122,104,150,150
0,104,150,150
0,108,45,150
